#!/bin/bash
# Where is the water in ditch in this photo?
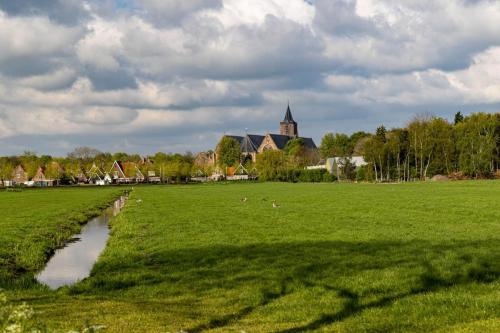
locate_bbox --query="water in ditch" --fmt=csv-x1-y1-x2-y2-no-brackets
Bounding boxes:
36,195,127,289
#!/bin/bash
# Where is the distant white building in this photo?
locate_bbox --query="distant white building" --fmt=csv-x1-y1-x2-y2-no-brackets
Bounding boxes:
327,156,367,169
307,156,367,174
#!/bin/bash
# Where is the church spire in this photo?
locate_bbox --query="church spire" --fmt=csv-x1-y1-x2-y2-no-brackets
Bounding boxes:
283,103,294,122
280,103,298,137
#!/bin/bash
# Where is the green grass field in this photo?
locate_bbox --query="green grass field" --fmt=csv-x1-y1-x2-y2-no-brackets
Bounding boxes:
0,187,125,287
2,182,500,332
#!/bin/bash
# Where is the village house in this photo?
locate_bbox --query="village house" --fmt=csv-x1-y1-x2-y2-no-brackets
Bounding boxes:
147,170,161,183
32,166,55,187
74,170,88,184
307,156,367,176
84,159,158,185
87,163,107,185
10,165,28,186
4,163,64,187
140,157,161,183
194,151,216,168
109,160,145,184
216,104,318,165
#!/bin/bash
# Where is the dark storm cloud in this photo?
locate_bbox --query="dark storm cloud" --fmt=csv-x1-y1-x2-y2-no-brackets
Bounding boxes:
0,56,59,77
168,93,264,111
0,0,88,25
85,67,138,91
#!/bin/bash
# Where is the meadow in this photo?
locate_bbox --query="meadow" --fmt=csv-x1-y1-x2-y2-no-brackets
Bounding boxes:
2,182,500,332
0,187,125,287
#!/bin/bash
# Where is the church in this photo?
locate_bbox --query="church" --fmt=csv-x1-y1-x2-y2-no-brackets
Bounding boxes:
221,104,317,163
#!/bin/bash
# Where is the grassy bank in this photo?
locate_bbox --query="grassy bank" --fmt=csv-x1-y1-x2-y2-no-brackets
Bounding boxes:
0,187,126,288
3,182,500,332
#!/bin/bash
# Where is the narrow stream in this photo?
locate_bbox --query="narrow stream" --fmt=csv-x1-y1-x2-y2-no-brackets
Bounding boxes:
36,195,127,289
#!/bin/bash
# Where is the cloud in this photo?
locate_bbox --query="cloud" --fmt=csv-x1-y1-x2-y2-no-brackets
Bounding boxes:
1,0,500,155
76,17,123,71
320,0,500,73
0,0,89,25
0,12,81,77
16,68,77,91
203,0,315,28
74,106,139,125
138,0,222,27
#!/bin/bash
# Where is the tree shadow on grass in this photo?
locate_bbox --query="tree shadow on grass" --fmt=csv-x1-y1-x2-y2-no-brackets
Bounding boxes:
189,277,292,333
277,260,499,333
72,239,499,332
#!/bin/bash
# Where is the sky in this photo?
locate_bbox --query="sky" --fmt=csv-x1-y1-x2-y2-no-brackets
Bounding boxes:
0,0,500,156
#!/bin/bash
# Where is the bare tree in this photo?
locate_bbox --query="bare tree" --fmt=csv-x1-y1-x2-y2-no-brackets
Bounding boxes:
67,147,102,160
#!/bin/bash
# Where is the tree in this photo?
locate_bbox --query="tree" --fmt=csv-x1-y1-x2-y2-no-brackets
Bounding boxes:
350,131,370,154
285,138,313,168
67,147,102,160
255,150,286,181
319,133,335,158
45,161,64,180
0,158,14,182
456,113,497,177
122,163,138,179
454,111,464,125
374,126,388,180
362,135,384,182
319,133,352,158
408,114,433,179
112,152,130,162
19,152,39,179
376,126,387,143
386,129,404,181
94,152,112,170
285,138,305,157
427,118,454,176
216,136,241,171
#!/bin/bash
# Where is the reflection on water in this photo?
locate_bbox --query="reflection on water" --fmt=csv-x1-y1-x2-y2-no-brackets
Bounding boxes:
36,196,127,289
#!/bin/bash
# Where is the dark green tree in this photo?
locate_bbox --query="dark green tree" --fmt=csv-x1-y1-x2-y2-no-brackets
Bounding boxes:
216,136,241,170
376,126,387,143
454,111,464,125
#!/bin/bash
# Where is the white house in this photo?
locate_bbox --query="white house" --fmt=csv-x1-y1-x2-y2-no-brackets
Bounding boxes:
307,156,367,174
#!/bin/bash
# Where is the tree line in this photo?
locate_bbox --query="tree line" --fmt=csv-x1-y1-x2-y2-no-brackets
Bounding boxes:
320,112,500,181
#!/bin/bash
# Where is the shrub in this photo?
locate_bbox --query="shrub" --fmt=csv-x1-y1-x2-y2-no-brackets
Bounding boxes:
356,166,367,182
322,172,336,182
261,168,336,183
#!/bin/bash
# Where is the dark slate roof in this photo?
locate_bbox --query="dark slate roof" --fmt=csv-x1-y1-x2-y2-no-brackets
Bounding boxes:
302,137,317,149
282,104,295,123
241,134,265,153
269,134,292,149
268,134,317,150
226,135,244,145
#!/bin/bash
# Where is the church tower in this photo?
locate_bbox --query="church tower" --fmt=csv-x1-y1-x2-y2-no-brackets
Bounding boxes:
280,104,298,137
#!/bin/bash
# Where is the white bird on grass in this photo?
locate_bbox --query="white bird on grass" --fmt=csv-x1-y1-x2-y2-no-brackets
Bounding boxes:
272,200,280,208
240,197,248,203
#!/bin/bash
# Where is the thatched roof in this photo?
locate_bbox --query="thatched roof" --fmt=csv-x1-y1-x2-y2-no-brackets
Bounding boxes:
32,167,48,182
